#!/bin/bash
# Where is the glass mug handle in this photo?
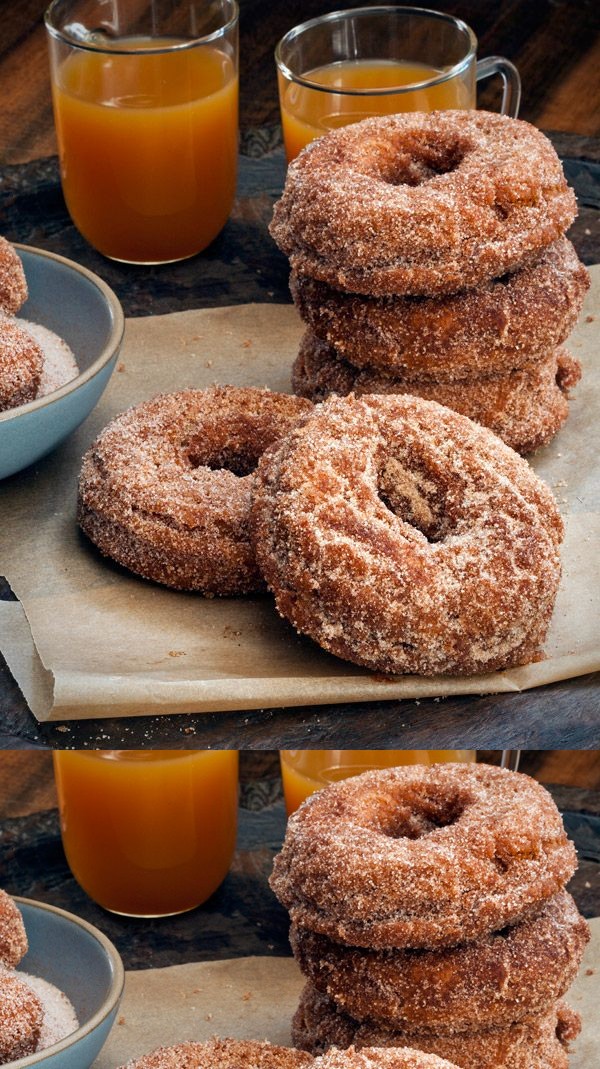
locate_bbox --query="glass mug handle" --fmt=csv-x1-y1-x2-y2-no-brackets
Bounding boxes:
476,56,522,118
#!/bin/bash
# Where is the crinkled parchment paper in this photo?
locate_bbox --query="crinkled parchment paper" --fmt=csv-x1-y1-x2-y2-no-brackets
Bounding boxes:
1,271,599,720
93,921,599,1067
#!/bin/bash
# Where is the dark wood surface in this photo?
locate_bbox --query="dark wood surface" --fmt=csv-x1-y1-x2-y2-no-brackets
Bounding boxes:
0,750,599,968
0,3,599,747
1,0,599,167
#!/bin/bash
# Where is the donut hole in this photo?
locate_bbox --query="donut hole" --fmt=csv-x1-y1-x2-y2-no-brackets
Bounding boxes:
186,442,258,477
376,793,466,840
377,455,450,542
365,137,467,188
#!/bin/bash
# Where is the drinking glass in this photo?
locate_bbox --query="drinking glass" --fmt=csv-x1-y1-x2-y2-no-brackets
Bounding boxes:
280,749,476,815
53,750,239,916
45,0,239,263
276,6,521,161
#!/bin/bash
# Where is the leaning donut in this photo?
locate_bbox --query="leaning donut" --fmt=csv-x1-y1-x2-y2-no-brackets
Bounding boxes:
251,393,563,677
270,765,577,950
292,332,581,454
0,317,44,411
293,985,578,1069
290,891,589,1034
0,891,27,969
270,111,576,296
78,386,312,594
0,238,27,315
119,1038,314,1069
0,972,44,1063
289,239,589,379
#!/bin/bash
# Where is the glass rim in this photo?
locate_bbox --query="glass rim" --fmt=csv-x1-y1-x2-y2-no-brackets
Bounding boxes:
44,0,238,54
275,5,477,97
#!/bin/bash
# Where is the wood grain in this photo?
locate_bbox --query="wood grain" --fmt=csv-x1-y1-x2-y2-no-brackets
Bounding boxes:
0,0,599,167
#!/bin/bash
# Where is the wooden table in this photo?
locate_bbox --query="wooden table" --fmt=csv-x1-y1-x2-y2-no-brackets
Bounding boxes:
1,2,599,748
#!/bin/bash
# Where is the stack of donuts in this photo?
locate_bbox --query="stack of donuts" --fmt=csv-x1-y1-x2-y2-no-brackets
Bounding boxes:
270,763,590,1069
270,110,590,454
0,889,43,1064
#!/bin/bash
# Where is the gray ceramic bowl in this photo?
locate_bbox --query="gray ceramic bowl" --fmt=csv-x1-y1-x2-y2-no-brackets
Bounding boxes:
9,897,125,1069
0,245,124,480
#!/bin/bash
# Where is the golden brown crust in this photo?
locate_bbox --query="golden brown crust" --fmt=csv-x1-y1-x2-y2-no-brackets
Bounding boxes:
292,332,581,454
270,111,576,297
0,972,44,1063
0,316,44,412
0,238,27,316
290,239,588,379
270,765,577,951
293,986,578,1069
78,386,312,594
251,393,563,677
290,892,589,1034
0,891,27,970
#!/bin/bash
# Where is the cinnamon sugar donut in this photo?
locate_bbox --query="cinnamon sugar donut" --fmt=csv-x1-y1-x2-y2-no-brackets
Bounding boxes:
270,765,577,950
119,1038,314,1069
270,111,576,297
0,972,44,1063
0,892,27,969
293,985,578,1069
0,317,44,411
119,1040,460,1069
290,892,589,1034
0,238,27,315
251,393,563,677
289,239,589,379
292,332,581,454
78,386,312,594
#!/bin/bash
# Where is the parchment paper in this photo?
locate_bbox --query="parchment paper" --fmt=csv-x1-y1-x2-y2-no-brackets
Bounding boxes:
93,921,600,1068
1,271,599,721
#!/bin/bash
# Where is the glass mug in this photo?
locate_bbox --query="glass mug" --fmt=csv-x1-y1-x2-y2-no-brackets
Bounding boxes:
45,0,239,264
280,749,476,814
276,6,521,161
53,749,239,917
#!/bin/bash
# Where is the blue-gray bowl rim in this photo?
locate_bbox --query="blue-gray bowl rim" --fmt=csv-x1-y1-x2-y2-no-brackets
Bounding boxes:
9,895,125,1067
0,244,125,425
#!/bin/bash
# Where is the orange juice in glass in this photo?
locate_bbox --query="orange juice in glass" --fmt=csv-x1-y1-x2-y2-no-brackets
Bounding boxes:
45,0,238,263
280,749,476,814
53,750,239,916
276,7,520,161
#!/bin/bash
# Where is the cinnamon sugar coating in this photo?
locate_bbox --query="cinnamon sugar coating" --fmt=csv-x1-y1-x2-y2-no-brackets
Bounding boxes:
293,985,579,1069
0,238,27,316
251,394,563,677
290,239,588,379
270,111,576,297
0,892,27,971
269,765,577,950
290,892,589,1034
120,1040,461,1069
120,1038,314,1069
78,386,312,594
0,972,44,1063
0,316,44,412
292,333,581,455
320,1049,461,1069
